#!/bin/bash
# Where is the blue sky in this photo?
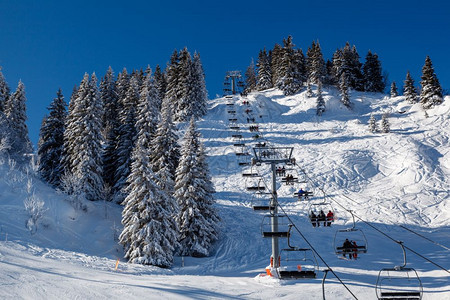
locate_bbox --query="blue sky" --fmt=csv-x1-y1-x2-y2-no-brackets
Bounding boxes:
0,0,449,145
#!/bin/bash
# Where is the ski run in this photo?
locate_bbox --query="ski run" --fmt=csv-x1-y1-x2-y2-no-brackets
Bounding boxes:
0,87,449,299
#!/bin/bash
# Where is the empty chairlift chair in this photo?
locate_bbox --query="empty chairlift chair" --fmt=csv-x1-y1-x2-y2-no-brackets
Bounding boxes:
260,214,290,238
251,192,275,212
242,165,260,177
246,177,266,191
376,242,423,300
277,225,319,279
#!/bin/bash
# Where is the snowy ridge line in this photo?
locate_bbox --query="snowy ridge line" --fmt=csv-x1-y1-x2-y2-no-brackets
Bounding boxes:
297,161,450,274
399,225,450,252
275,202,359,300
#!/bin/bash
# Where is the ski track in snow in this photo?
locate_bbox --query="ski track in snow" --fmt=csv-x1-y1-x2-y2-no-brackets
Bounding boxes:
0,90,449,299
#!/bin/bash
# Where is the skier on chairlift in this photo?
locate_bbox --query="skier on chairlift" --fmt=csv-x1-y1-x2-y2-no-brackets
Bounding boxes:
310,211,317,227
297,188,306,200
318,210,326,227
352,241,358,260
342,238,353,259
326,210,334,227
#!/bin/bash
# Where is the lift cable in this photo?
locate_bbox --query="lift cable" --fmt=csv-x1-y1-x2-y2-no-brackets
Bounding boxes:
296,164,450,275
399,225,450,252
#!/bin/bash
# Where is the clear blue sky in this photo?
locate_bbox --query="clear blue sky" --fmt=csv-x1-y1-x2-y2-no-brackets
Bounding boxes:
0,0,449,145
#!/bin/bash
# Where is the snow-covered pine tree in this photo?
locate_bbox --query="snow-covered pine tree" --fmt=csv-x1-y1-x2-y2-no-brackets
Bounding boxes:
119,86,179,266
140,67,159,132
420,56,443,110
256,48,273,91
380,113,390,133
76,73,105,201
390,81,398,98
333,43,364,91
154,64,166,112
189,52,208,118
61,85,79,174
63,73,105,201
150,97,180,194
165,50,180,112
403,71,418,104
100,67,119,195
316,81,325,116
175,117,219,257
173,48,192,122
363,50,385,92
0,68,10,113
244,59,257,94
0,69,12,158
294,48,307,86
368,114,378,133
37,89,67,186
6,80,33,159
306,80,313,98
350,44,365,91
195,141,219,245
278,37,304,95
271,43,283,87
324,59,335,85
113,74,139,203
307,40,326,84
339,73,351,108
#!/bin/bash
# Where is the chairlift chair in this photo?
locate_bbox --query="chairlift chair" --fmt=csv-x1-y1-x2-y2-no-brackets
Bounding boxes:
278,248,318,279
233,142,246,147
277,225,319,279
334,211,368,258
251,193,275,212
246,177,266,191
281,176,299,185
294,190,313,201
260,214,290,238
307,201,335,227
242,165,259,177
235,151,249,156
375,242,423,300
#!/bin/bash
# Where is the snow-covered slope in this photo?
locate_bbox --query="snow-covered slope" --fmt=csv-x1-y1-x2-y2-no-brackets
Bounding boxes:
0,88,449,299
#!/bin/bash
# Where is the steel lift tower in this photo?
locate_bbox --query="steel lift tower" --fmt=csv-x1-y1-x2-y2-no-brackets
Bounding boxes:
252,146,295,270
223,71,245,96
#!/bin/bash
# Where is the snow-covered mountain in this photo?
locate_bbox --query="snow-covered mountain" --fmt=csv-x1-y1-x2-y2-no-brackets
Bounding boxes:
0,87,449,299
